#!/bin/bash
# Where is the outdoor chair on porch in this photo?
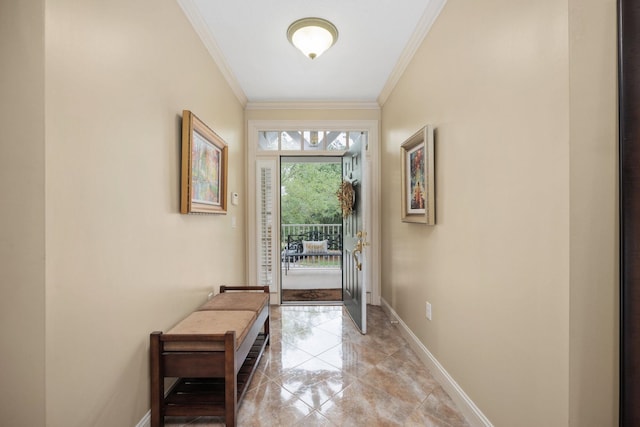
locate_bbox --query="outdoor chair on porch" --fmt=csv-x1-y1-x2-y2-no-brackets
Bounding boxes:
281,230,342,274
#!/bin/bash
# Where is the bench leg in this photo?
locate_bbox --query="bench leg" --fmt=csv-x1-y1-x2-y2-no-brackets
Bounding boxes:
225,333,237,427
150,332,164,427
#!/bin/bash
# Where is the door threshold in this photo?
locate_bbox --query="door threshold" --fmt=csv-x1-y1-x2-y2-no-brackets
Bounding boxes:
280,300,343,306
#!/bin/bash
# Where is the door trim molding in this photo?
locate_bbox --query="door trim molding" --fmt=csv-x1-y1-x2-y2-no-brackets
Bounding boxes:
247,120,381,305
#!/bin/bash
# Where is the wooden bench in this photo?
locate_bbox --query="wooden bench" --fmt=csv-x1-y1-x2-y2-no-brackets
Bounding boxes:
150,286,270,427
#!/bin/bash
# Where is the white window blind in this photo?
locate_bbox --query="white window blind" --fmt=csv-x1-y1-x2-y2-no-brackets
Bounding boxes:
256,160,277,291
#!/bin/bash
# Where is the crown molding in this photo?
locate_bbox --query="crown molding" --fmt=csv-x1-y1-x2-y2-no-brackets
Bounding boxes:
377,0,448,106
178,0,446,108
177,0,248,107
245,101,381,111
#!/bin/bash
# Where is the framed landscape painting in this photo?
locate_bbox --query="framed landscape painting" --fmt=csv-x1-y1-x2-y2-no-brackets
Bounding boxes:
400,125,435,224
180,110,228,214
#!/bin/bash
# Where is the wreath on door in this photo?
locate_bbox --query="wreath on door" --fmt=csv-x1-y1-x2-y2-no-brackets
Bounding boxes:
336,180,355,218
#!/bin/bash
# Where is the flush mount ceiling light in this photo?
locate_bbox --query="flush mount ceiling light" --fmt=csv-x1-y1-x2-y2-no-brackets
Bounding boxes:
287,17,338,60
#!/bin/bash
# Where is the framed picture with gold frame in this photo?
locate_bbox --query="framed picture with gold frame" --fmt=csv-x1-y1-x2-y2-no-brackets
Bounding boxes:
180,110,228,214
400,125,435,224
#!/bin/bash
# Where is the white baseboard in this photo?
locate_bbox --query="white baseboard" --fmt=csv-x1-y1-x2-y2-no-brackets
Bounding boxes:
380,298,493,427
136,378,177,427
135,411,150,427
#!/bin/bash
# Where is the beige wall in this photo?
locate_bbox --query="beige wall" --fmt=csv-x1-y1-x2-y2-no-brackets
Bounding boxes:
568,0,618,425
0,1,46,426
2,0,617,425
44,0,245,426
381,0,616,425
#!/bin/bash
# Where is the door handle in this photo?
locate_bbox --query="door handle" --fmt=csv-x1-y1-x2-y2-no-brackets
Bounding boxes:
356,231,371,247
352,230,370,271
353,244,362,271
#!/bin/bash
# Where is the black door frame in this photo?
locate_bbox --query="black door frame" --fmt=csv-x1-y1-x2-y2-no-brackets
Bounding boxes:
279,155,344,303
619,1,640,424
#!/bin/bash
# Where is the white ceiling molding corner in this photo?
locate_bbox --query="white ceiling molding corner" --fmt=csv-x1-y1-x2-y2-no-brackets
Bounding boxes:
377,0,449,106
177,0,248,107
245,101,381,111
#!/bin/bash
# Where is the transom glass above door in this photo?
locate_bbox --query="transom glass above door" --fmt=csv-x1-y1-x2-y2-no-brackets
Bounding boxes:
258,131,358,152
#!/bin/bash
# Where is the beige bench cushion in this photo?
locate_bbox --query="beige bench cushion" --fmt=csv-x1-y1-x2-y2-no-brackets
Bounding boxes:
198,292,269,313
164,310,256,351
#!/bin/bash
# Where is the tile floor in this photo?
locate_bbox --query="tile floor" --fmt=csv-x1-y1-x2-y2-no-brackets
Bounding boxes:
164,304,470,427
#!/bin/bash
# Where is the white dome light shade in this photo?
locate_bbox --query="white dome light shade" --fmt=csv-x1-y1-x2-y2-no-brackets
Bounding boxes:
287,18,338,60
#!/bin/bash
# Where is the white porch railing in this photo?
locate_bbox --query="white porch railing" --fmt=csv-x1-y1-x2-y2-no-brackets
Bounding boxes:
281,224,342,240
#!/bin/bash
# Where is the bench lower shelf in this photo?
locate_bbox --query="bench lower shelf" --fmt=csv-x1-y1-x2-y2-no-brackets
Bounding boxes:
163,333,269,418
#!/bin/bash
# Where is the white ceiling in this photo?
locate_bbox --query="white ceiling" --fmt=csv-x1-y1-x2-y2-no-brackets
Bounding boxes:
178,0,446,106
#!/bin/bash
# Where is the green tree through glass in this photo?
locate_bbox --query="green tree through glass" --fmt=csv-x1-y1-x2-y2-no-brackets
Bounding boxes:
281,162,341,225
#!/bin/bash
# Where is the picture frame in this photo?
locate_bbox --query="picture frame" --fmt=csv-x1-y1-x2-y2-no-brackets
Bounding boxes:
180,110,228,214
400,125,435,224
